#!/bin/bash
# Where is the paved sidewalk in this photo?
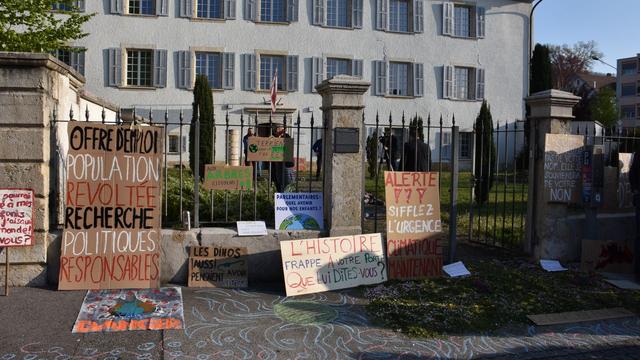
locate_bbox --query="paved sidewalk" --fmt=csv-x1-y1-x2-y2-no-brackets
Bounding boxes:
1,285,640,359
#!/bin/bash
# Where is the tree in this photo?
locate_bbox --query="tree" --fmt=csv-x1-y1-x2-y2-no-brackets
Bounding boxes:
366,130,379,179
409,115,425,141
0,1,93,53
189,75,214,180
590,87,618,128
530,43,553,94
473,101,496,205
548,41,603,90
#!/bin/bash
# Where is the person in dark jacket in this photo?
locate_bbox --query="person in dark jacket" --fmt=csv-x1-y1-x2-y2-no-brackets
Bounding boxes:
380,130,400,171
312,138,322,180
402,127,431,172
271,125,293,192
629,151,640,281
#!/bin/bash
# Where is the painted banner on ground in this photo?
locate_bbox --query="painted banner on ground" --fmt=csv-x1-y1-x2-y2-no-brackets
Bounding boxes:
188,246,248,288
0,189,34,247
246,137,294,162
59,123,163,290
544,134,583,203
275,192,323,230
280,233,386,296
72,287,184,333
581,239,635,274
384,171,443,279
203,165,253,191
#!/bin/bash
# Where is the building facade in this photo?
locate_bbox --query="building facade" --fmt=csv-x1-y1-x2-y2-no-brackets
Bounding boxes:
617,54,640,128
57,0,531,167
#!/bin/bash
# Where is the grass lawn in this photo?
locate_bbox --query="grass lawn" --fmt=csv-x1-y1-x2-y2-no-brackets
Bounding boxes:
364,255,640,337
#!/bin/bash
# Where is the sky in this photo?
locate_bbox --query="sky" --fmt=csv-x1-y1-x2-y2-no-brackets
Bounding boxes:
534,0,638,75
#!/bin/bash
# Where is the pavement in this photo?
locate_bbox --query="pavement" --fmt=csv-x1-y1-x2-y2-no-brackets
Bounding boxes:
1,285,640,360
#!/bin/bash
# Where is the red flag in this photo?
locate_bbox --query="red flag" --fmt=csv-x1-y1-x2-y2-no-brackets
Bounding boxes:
270,69,278,114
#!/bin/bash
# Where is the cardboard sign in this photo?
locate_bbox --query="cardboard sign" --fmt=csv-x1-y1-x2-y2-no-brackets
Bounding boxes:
544,134,583,203
188,246,248,288
59,123,163,290
275,192,323,230
618,153,633,209
236,221,268,236
246,137,294,162
581,239,635,274
280,233,386,296
203,165,253,191
384,171,443,279
0,189,34,247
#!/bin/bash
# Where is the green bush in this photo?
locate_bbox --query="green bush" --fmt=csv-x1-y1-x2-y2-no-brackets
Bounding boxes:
474,101,496,205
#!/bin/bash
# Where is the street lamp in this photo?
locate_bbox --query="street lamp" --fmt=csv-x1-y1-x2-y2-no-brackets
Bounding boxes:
591,56,617,72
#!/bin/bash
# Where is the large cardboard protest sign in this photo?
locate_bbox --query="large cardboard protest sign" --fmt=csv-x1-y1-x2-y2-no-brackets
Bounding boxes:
246,137,294,162
384,171,443,280
543,134,583,203
59,123,163,290
581,239,635,274
0,189,34,247
188,246,248,288
280,233,386,296
203,165,253,191
275,192,323,230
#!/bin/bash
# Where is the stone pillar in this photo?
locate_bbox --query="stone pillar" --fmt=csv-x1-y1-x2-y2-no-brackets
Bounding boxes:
316,75,371,237
524,89,581,260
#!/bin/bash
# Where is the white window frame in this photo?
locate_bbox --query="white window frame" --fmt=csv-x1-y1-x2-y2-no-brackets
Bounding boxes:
257,52,287,91
443,2,485,39
388,61,410,96
195,51,224,89
443,64,484,101
377,0,422,33
126,48,154,87
459,132,472,159
256,0,295,23
127,0,156,15
52,47,86,76
196,0,225,19
111,46,167,89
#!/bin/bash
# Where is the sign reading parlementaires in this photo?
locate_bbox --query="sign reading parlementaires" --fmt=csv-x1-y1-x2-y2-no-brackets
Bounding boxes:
544,134,584,203
59,123,163,290
188,246,248,288
0,189,34,247
246,137,294,162
275,192,323,230
203,165,253,191
384,171,443,279
280,233,386,296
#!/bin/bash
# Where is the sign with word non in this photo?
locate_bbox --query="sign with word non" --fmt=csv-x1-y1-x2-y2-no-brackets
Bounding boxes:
0,189,34,247
188,246,248,288
246,137,294,162
280,233,386,296
59,123,163,290
544,134,583,203
384,171,443,279
203,165,253,191
275,193,323,230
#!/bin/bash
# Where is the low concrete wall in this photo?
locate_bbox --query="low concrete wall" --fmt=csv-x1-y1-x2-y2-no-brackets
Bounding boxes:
47,228,323,286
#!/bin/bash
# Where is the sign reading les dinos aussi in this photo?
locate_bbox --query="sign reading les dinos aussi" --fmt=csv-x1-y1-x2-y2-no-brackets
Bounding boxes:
59,123,163,290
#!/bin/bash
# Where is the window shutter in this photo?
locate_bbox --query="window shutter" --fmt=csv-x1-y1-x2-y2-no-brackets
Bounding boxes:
443,65,453,99
76,0,86,11
352,0,363,28
108,48,122,87
110,0,123,14
413,0,423,33
71,51,85,76
476,68,485,100
376,0,388,30
413,63,424,97
225,0,236,18
476,7,485,38
286,55,299,92
287,0,299,22
442,1,453,35
352,59,363,79
178,51,192,89
312,0,325,25
374,60,387,96
156,0,169,15
223,53,235,89
180,0,193,17
311,57,324,92
245,0,256,20
242,54,256,91
153,49,168,88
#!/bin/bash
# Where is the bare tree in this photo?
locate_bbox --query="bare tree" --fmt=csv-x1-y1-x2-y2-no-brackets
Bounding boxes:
548,41,603,89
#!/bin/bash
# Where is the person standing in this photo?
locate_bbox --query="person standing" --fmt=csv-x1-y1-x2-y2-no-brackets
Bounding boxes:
629,151,640,282
271,125,293,192
312,138,322,180
243,128,254,166
402,127,431,172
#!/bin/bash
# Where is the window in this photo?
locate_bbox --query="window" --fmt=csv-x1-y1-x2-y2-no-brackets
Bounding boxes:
168,135,180,153
389,62,409,96
261,0,286,22
107,47,166,88
622,106,636,119
111,0,168,16
327,0,350,27
326,58,350,79
460,132,471,159
389,0,409,32
241,53,297,92
375,0,422,33
126,50,153,87
622,61,637,76
443,2,485,38
454,67,470,99
52,48,85,75
129,0,155,15
259,55,285,90
197,0,223,18
196,52,222,89
443,65,484,100
622,83,636,97
52,1,84,11
314,0,362,28
441,132,451,160
177,51,234,90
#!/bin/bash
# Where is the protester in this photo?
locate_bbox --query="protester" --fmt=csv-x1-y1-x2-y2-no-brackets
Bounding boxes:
312,138,322,180
243,128,254,166
379,129,400,171
402,126,431,172
271,124,293,192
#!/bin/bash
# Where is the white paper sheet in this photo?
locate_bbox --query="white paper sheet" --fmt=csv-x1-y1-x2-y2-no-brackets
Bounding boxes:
443,261,471,277
237,221,268,236
540,259,568,272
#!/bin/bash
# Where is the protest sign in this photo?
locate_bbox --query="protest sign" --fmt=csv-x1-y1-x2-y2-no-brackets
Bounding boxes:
0,189,34,247
203,165,253,191
384,171,443,279
543,134,583,203
59,123,163,290
581,239,635,274
246,137,294,162
188,246,248,288
280,233,386,296
275,193,323,230
236,221,268,236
